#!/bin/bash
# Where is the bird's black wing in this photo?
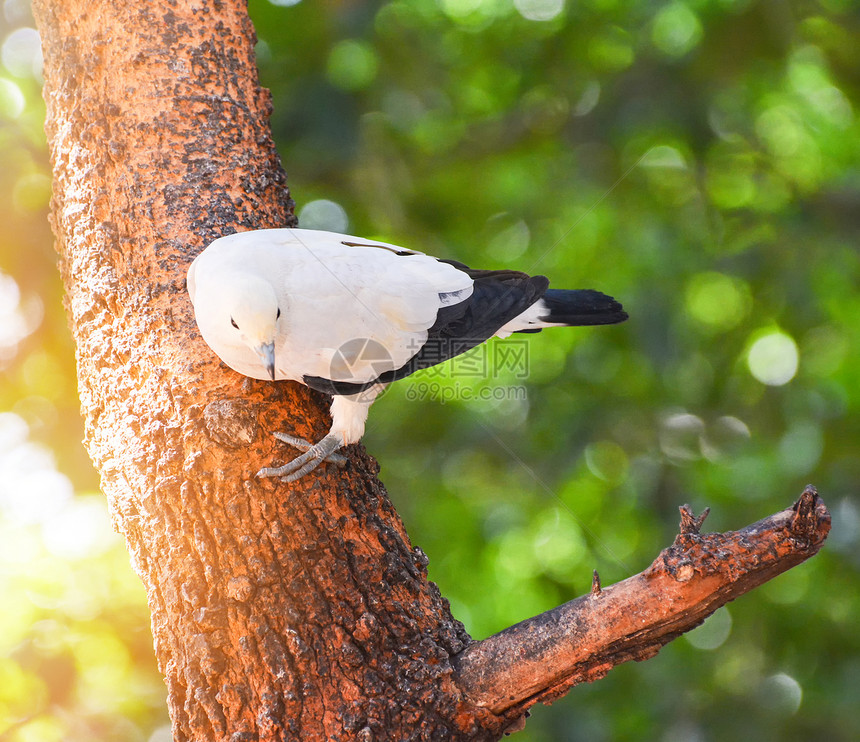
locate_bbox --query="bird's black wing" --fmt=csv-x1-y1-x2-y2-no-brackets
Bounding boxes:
303,259,549,395
393,271,548,379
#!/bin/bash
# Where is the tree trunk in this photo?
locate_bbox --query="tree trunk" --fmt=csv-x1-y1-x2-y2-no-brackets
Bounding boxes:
32,1,830,740
32,1,484,738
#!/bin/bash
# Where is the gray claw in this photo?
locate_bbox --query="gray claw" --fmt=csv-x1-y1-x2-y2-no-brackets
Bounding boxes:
270,433,347,465
256,433,346,482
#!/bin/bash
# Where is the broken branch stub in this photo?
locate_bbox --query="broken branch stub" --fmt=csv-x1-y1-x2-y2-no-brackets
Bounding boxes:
454,486,830,715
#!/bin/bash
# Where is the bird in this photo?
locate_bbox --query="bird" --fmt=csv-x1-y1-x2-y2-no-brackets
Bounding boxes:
187,228,628,482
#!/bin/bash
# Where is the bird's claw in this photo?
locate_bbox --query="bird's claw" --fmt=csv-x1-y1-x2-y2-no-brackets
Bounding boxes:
270,432,348,465
256,432,346,482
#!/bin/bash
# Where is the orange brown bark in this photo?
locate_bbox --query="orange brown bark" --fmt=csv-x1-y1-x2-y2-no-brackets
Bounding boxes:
33,1,487,739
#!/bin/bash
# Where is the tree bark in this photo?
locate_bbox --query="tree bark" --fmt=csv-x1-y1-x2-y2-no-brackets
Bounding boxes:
32,1,831,740
32,1,485,739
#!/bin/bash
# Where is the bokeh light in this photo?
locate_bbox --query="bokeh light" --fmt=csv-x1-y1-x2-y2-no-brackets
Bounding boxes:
651,2,703,58
0,75,23,116
747,330,800,386
761,673,803,715
297,199,349,232
685,607,733,651
514,0,565,23
326,39,378,91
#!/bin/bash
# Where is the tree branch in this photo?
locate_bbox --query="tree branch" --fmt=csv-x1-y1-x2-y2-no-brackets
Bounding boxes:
454,486,830,718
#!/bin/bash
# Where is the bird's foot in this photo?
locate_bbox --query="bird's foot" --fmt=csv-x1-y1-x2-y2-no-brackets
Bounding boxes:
256,432,347,482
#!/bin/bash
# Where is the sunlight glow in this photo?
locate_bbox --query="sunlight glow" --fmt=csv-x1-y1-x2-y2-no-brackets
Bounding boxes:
0,412,73,525
1,26,42,78
0,269,43,366
0,76,24,118
41,497,119,559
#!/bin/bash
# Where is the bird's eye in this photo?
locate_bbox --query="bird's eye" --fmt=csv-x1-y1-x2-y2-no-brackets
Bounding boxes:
230,318,239,330
276,308,281,320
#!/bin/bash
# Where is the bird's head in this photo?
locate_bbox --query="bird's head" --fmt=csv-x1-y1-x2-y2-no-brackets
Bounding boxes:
223,275,281,380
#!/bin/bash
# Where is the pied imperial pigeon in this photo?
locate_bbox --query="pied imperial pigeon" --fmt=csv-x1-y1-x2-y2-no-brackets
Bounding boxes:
187,228,627,481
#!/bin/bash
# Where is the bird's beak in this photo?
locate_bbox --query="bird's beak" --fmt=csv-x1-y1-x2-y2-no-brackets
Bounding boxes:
257,341,276,380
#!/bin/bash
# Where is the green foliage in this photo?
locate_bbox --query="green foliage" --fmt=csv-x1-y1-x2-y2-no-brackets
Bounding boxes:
2,0,859,739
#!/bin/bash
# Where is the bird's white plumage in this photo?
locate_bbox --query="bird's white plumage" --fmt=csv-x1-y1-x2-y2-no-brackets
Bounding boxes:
188,228,474,385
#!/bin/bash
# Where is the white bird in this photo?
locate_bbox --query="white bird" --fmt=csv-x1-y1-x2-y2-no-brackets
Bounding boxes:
187,228,627,481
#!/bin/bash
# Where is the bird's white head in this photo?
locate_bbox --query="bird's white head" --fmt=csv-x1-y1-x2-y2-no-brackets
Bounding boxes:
215,273,281,380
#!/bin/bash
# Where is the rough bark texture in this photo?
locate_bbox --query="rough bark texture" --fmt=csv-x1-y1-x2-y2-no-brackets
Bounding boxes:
33,1,491,740
33,1,830,741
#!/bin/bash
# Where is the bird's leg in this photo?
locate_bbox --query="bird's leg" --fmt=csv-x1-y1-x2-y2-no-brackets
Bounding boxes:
256,432,346,483
256,392,378,483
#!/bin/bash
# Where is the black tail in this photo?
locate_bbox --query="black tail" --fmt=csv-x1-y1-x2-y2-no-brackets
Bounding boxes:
539,289,628,326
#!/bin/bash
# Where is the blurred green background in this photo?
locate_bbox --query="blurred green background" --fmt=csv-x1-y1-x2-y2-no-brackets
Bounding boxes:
1,0,858,740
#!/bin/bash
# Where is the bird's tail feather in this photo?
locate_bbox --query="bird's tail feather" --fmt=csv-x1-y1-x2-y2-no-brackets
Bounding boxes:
538,289,628,326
